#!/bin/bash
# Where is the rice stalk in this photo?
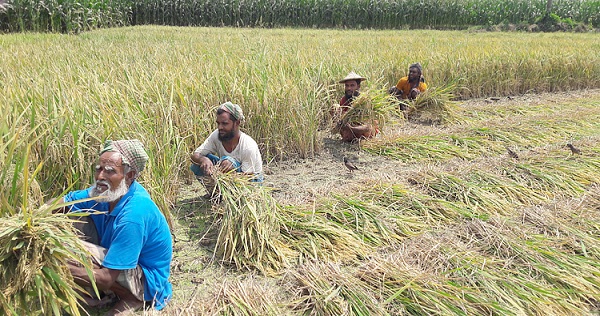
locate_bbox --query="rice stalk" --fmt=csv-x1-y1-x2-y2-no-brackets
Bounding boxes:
211,276,287,315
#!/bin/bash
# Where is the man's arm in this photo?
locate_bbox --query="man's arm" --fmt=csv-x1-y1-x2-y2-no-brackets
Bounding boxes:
69,262,119,291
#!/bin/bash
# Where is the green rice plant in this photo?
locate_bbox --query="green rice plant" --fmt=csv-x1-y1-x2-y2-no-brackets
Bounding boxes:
319,194,401,246
366,91,600,164
413,170,514,215
503,155,600,198
365,136,476,162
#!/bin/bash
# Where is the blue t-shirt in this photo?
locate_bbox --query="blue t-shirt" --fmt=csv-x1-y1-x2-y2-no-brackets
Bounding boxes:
64,181,173,310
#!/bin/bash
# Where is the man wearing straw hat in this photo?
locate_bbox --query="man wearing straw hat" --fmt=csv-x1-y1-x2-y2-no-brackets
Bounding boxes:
190,102,263,196
62,139,173,315
390,63,428,104
335,71,378,142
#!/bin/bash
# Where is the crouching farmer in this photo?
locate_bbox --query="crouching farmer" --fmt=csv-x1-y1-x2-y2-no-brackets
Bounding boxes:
62,139,173,315
190,102,263,197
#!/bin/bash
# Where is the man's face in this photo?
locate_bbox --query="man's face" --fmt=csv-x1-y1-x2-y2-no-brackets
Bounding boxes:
408,67,421,82
217,112,239,141
344,80,360,97
91,151,129,202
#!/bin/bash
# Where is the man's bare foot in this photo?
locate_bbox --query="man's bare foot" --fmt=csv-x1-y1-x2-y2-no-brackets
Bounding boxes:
106,298,143,316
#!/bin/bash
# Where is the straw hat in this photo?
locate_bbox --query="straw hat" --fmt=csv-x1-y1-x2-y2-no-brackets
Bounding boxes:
339,71,366,84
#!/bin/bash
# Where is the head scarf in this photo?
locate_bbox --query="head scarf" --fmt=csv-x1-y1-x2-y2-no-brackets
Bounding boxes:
409,63,423,75
100,139,149,178
218,101,245,121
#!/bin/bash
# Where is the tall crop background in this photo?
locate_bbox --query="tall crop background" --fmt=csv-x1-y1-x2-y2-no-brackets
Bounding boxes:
1,0,600,33
1,26,599,215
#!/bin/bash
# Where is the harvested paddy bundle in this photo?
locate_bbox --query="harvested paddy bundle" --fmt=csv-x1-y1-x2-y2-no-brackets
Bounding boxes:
286,261,386,315
209,172,379,269
0,206,94,316
211,172,294,275
332,87,402,134
278,207,373,263
405,84,458,125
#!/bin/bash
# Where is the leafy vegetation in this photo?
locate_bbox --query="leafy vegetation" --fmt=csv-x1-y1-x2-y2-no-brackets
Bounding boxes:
1,0,600,33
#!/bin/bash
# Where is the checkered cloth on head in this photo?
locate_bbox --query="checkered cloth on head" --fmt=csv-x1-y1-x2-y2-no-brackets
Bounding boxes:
218,101,245,121
100,139,149,177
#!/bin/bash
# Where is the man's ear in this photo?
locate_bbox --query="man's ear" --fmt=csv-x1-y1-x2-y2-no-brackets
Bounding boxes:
125,169,137,185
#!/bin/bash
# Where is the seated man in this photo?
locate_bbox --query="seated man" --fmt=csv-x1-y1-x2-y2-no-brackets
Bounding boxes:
335,71,378,142
190,102,263,195
390,63,428,108
62,139,173,315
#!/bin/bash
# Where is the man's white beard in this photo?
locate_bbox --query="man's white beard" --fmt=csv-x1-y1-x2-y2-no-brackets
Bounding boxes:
90,178,128,202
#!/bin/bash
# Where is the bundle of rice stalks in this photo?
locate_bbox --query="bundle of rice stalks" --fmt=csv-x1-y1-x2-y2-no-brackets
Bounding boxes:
331,87,402,134
0,206,94,316
211,172,295,275
405,84,458,125
278,207,373,263
356,254,496,315
286,261,386,315
1,139,94,315
211,276,287,315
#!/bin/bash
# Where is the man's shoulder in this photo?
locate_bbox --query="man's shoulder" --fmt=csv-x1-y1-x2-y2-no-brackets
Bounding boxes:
206,129,220,140
239,132,259,145
122,183,159,210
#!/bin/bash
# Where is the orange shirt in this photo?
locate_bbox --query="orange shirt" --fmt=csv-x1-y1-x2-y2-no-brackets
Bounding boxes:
395,77,427,99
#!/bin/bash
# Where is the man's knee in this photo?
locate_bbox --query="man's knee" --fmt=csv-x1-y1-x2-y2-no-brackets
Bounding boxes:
190,163,204,177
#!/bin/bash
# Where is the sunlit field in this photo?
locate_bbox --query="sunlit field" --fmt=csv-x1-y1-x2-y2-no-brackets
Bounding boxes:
1,26,599,315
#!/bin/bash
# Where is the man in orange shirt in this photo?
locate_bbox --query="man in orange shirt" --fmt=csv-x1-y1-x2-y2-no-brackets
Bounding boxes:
390,63,428,108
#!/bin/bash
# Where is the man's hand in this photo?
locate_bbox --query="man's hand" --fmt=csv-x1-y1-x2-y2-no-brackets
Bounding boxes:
191,153,214,176
217,159,234,173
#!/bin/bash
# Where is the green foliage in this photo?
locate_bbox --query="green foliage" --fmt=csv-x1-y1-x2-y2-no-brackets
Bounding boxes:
127,0,600,29
0,0,129,33
2,0,600,33
535,12,576,31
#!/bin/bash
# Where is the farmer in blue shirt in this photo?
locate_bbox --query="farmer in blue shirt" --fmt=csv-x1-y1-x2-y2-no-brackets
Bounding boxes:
63,139,172,315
